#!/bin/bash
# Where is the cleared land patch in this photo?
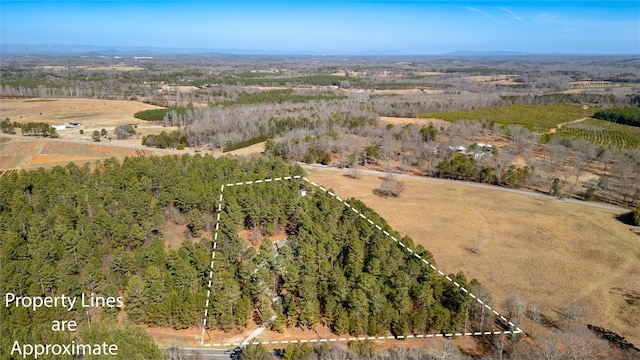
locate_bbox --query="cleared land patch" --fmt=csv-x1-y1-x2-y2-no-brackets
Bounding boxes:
36,64,144,71
0,98,162,126
0,136,161,170
224,141,266,157
0,98,188,160
305,169,640,345
465,75,521,86
415,71,442,76
0,97,174,145
373,88,444,95
379,116,450,129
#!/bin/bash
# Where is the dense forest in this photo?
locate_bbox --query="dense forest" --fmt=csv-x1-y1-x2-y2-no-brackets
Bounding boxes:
593,107,640,127
0,155,481,359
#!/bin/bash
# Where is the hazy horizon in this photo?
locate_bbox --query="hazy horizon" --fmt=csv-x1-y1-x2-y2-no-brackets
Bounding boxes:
1,1,638,56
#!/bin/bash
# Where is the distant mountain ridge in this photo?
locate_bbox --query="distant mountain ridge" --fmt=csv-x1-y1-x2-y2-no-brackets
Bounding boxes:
446,50,534,56
0,44,628,57
1,44,222,56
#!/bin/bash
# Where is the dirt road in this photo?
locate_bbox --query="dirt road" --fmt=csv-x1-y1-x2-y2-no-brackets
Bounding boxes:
548,117,588,134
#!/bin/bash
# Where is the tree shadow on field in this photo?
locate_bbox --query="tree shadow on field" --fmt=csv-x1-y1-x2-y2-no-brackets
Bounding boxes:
527,310,561,330
615,211,637,226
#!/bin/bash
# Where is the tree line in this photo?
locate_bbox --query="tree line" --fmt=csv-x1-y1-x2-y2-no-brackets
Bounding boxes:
2,120,59,137
593,107,640,127
436,153,532,188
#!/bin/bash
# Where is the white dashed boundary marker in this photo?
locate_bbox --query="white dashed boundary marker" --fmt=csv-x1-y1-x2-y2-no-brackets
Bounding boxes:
200,175,523,346
205,331,522,347
200,184,225,345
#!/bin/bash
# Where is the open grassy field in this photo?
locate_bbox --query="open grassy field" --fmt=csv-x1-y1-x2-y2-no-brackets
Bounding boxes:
305,168,640,345
379,116,451,128
0,136,152,170
0,98,187,170
0,98,171,143
419,104,596,131
464,74,521,85
0,98,162,126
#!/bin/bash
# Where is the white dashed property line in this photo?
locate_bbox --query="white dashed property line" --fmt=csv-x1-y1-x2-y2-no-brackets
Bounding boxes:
200,184,225,345
201,175,522,346
200,176,302,345
299,176,524,335
204,330,522,347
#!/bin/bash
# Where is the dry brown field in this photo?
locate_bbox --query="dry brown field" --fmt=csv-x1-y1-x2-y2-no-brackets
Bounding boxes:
379,116,450,129
0,98,181,141
374,88,445,95
160,85,200,93
0,136,160,169
465,74,520,85
36,64,145,71
414,71,442,76
344,88,445,95
0,98,190,169
305,169,640,345
0,98,161,126
0,98,174,144
224,141,267,157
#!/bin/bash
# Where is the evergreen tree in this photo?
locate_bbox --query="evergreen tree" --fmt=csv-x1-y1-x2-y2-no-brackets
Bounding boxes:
240,343,271,360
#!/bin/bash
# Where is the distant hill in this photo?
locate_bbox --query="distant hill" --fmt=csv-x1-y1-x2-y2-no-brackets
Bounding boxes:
0,44,218,56
446,50,533,56
0,44,576,57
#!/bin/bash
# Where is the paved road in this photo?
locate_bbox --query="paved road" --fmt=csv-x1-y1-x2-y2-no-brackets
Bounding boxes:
164,347,234,359
301,163,629,213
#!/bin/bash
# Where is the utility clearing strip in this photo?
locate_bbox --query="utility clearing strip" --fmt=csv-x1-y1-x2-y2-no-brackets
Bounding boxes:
200,175,523,346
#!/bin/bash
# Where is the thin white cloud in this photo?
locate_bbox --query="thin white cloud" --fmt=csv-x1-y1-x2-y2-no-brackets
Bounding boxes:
499,7,529,24
465,6,506,24
532,13,562,24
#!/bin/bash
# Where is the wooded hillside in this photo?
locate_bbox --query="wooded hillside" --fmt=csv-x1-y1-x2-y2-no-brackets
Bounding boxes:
0,155,477,358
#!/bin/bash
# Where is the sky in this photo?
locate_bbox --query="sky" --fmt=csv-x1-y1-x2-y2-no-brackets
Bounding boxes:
1,0,638,55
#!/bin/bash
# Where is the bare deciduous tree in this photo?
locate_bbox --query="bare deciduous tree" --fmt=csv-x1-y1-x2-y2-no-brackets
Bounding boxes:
376,173,405,198
469,283,493,333
563,327,612,360
528,303,543,337
504,296,527,329
559,302,584,329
